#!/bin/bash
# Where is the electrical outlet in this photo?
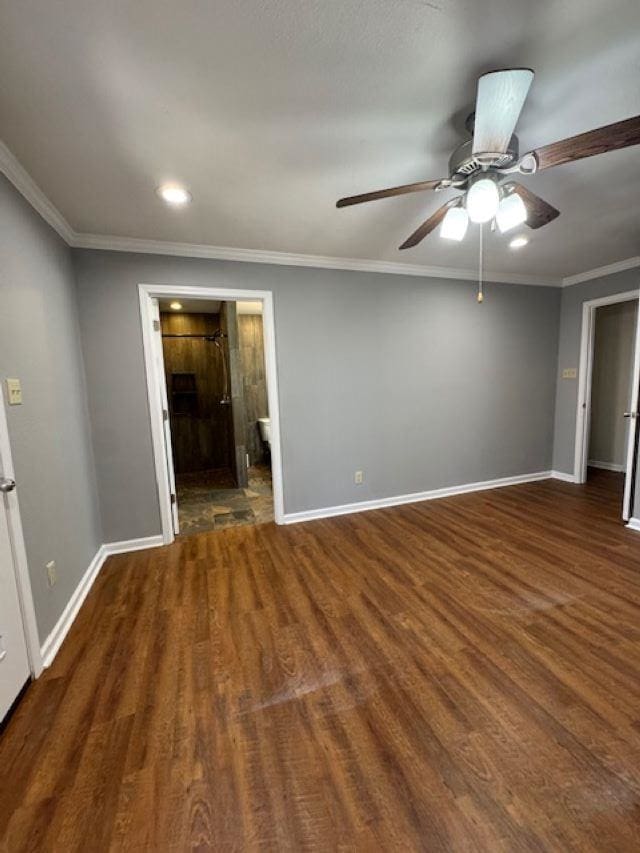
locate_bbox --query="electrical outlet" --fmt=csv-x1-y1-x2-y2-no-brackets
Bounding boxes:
46,560,57,587
354,470,364,485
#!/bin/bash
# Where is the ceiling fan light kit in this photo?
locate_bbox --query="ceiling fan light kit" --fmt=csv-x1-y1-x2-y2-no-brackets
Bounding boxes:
465,175,500,223
496,191,528,233
336,68,640,253
440,206,469,241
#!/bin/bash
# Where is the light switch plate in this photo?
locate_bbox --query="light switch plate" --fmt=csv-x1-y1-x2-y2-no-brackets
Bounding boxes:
562,368,577,380
6,378,22,405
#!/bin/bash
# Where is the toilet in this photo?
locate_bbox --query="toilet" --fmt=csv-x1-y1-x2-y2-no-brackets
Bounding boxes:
257,417,271,450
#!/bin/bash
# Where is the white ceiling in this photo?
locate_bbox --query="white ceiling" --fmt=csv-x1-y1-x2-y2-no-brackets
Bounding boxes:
1,0,639,280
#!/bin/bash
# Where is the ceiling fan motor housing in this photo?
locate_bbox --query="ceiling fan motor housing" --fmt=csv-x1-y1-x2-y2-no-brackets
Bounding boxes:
448,135,519,183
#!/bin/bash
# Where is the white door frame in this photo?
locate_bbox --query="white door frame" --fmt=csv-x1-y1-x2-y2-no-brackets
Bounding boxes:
574,288,640,520
0,385,43,677
139,284,285,544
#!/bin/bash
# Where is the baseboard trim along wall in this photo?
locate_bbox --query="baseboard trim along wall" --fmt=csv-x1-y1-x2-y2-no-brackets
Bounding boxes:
626,517,640,532
588,459,625,473
282,470,554,525
40,534,164,667
550,470,577,483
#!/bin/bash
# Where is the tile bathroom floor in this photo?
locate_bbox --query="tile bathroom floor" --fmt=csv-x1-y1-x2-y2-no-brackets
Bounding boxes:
176,463,273,534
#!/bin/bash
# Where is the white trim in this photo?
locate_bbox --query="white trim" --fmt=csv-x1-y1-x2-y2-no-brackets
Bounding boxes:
139,284,285,544
282,470,552,524
5,137,640,291
40,535,164,668
574,290,640,486
74,232,561,287
0,140,74,244
551,470,577,483
40,545,107,667
588,460,625,473
626,517,640,532
0,386,43,677
102,534,164,556
563,257,640,288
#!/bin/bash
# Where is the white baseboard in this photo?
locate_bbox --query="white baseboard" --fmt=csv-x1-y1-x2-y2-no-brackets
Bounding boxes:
40,545,108,667
282,470,553,525
588,460,625,473
551,470,577,483
102,534,165,556
626,517,640,532
40,534,164,668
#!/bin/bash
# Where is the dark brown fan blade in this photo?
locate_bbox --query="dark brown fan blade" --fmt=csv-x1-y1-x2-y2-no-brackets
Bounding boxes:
529,115,640,171
505,182,560,229
337,179,443,208
399,199,459,249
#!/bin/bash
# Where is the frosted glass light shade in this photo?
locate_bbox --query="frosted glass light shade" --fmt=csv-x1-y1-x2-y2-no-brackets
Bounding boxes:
496,192,527,233
466,178,500,223
440,207,469,241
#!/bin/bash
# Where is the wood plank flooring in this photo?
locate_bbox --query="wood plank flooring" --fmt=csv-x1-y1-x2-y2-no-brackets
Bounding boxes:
2,470,640,851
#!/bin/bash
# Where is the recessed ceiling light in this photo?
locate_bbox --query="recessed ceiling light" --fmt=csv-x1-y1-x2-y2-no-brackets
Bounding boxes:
509,235,529,249
157,184,192,206
169,301,183,310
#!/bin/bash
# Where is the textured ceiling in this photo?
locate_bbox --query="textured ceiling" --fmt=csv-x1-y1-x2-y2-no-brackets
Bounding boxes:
1,0,639,279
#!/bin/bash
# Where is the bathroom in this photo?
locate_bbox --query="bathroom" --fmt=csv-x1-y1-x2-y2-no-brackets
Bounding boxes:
160,298,273,534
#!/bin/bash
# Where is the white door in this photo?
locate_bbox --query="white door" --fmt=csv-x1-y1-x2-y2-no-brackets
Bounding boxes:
0,470,30,721
151,300,179,534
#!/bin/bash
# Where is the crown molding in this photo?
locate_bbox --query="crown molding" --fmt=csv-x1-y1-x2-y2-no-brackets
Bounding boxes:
72,232,562,286
562,256,640,287
0,140,75,243
4,138,636,290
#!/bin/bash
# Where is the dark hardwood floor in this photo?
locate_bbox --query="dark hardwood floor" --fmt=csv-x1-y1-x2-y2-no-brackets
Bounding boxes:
2,470,640,851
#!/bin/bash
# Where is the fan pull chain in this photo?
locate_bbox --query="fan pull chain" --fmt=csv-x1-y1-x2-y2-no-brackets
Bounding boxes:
477,222,484,303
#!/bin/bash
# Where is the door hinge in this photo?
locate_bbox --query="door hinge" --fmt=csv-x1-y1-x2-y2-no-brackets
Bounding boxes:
153,320,161,332
171,493,176,505
163,408,169,421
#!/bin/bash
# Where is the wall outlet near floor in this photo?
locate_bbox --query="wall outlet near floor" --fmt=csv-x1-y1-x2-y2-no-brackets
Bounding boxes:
46,560,57,587
354,470,364,485
562,368,577,379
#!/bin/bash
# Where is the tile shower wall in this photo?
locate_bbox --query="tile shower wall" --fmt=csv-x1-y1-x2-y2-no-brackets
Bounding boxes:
239,313,269,465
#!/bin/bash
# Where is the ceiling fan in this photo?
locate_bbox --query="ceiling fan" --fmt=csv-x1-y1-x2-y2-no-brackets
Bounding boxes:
336,69,640,250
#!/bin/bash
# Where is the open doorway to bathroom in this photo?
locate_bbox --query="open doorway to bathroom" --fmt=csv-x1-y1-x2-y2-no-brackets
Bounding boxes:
159,298,274,535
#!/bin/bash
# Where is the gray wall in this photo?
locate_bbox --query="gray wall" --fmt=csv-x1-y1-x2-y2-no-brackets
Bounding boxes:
552,267,640,478
73,249,561,540
0,176,102,642
589,301,637,468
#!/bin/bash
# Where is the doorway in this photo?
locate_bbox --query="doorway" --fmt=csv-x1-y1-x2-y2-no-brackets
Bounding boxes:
160,299,273,534
139,285,284,544
574,289,640,521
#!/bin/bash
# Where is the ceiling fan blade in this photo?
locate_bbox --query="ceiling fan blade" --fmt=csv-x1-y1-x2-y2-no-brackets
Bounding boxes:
528,115,640,171
472,69,534,157
399,199,459,249
506,182,560,229
336,179,443,208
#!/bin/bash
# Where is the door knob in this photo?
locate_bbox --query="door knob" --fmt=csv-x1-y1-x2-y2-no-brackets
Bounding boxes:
0,477,16,493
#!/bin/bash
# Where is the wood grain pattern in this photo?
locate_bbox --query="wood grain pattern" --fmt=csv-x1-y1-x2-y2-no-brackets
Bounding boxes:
161,312,234,474
238,314,269,465
2,469,640,851
472,68,533,156
337,180,442,208
532,114,640,171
